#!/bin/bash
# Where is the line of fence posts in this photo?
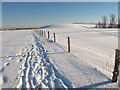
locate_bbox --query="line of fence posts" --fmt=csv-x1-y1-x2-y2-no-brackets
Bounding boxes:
112,49,120,82
38,30,71,53
37,29,120,82
46,31,71,53
39,30,45,37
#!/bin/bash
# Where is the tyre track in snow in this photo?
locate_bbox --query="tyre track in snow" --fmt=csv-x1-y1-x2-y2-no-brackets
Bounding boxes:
16,33,73,88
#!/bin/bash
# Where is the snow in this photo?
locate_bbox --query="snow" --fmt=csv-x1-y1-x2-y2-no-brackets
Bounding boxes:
1,24,119,88
38,24,118,79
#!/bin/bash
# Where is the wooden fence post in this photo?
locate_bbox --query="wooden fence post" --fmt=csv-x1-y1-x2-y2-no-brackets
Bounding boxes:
40,30,42,34
48,31,50,39
41,30,42,35
44,31,46,37
40,30,41,33
68,37,70,53
42,30,44,36
112,49,120,82
53,33,56,42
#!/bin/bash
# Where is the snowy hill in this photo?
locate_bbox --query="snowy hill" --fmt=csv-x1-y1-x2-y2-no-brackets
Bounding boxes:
37,23,95,29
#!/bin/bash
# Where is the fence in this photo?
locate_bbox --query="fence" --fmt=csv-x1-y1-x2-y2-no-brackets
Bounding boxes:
34,29,119,82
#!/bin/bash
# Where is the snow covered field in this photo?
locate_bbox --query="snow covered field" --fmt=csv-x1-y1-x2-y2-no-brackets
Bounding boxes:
38,24,118,78
0,24,119,88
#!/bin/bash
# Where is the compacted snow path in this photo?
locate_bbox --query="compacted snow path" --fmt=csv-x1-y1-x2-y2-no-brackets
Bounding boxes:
16,33,72,88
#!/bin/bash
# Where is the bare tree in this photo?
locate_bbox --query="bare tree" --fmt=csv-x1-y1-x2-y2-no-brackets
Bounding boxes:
95,23,98,28
109,14,116,28
102,16,107,28
98,21,102,28
118,17,120,28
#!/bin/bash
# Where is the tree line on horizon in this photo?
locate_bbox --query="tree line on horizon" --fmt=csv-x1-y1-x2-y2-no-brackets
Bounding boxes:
95,14,120,28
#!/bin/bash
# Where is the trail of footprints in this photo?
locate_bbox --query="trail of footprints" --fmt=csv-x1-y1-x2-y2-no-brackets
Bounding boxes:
1,33,71,88
16,41,68,88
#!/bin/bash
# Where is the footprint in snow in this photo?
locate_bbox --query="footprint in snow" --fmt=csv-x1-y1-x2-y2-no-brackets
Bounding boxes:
6,55,10,58
9,57,14,60
17,58,22,62
0,68,4,73
3,76,8,83
19,59,22,62
4,62,10,66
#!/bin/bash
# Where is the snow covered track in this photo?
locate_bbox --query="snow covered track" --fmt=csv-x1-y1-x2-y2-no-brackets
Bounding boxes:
17,33,72,88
